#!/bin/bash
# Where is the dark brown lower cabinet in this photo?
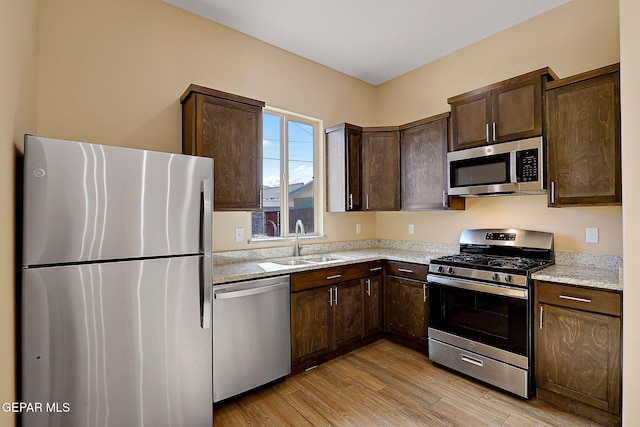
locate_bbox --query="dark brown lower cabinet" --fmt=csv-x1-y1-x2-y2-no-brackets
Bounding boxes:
290,263,375,373
363,272,383,337
535,281,622,427
384,261,429,353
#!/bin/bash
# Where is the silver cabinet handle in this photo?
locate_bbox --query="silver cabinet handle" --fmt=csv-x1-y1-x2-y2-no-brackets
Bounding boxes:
334,286,338,305
369,267,382,272
559,295,592,303
326,274,342,280
423,283,427,302
348,193,353,210
539,305,544,329
366,194,369,210
461,354,484,367
551,181,555,204
366,278,371,296
492,122,496,142
398,268,414,274
328,287,333,306
259,189,263,210
485,123,490,143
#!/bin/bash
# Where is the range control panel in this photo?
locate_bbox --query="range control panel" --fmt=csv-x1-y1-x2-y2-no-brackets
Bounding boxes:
485,232,516,241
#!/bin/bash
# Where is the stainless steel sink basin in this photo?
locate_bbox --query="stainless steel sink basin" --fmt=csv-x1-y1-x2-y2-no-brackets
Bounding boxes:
304,255,342,263
269,259,316,266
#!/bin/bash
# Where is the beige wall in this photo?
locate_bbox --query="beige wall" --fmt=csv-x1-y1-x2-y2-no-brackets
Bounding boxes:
35,0,379,253
620,0,639,423
375,0,622,257
0,0,38,425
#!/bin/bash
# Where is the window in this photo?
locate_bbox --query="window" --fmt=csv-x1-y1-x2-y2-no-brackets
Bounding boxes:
251,108,322,239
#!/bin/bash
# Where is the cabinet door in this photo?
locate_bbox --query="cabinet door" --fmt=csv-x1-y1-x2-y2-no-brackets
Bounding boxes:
363,274,382,336
326,124,362,212
384,276,427,343
547,70,621,206
332,280,363,349
199,95,263,210
493,76,543,143
536,303,621,415
362,130,400,211
401,116,463,210
291,286,331,365
450,91,492,151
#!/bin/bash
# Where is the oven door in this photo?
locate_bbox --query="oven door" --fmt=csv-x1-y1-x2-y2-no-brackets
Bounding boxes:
428,276,530,357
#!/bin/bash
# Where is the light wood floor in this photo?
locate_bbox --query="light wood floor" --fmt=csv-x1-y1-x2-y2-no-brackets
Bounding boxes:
215,339,600,426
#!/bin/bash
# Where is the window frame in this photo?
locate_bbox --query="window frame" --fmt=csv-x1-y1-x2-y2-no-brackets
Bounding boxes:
251,106,324,241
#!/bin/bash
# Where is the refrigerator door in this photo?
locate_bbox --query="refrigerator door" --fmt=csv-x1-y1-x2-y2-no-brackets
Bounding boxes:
22,135,213,266
21,256,212,427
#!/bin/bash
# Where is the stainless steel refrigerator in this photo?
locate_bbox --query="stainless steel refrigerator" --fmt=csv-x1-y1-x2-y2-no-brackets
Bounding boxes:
20,135,214,427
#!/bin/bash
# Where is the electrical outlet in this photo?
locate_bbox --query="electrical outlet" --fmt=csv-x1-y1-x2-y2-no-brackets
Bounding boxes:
235,227,244,242
408,224,415,235
356,224,361,234
586,227,599,243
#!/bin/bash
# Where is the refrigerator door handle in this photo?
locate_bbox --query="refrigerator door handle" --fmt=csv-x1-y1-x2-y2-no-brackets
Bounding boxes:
201,179,213,330
201,179,213,254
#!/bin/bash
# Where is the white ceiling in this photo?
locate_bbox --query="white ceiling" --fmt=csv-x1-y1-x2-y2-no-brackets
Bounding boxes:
163,0,569,86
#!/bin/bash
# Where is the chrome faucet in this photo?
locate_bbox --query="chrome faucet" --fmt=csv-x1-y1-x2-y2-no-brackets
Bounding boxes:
294,219,305,256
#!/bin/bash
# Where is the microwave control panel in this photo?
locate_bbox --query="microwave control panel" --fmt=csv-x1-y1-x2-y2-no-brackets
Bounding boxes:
516,149,539,182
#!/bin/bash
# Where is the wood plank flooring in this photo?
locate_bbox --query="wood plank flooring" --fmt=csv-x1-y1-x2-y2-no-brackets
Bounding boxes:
214,339,601,426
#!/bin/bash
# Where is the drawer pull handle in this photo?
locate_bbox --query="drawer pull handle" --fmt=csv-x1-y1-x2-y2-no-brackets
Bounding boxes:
326,274,342,280
461,354,484,367
366,278,371,296
398,268,414,274
328,287,333,306
423,283,427,302
539,306,544,329
559,295,592,303
369,267,382,272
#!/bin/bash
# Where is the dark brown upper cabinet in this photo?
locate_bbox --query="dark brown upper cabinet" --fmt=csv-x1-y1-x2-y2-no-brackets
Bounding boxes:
325,123,363,212
448,68,557,151
546,64,621,207
399,113,464,211
181,85,265,211
362,127,400,211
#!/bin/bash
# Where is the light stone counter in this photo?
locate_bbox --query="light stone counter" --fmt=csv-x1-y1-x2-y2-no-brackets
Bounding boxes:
213,239,624,292
532,265,622,291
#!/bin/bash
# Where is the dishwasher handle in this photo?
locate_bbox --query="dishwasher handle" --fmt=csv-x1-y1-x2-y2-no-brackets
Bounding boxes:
214,282,289,300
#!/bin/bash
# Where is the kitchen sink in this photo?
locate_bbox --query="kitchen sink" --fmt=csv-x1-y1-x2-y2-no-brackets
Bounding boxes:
303,255,342,263
269,258,316,266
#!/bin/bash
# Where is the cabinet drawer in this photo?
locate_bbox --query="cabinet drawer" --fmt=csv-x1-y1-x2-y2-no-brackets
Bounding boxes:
536,281,621,316
362,261,383,277
386,261,429,281
291,263,363,292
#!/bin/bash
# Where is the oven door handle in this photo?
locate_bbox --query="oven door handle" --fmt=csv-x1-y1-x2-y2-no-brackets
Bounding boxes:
427,274,528,299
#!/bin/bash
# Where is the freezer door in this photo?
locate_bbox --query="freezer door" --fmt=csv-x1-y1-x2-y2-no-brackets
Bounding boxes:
21,256,212,427
22,135,213,266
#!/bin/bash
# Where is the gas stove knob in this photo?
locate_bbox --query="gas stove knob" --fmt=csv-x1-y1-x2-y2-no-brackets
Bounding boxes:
447,267,454,274
437,266,444,273
491,273,500,282
504,274,513,283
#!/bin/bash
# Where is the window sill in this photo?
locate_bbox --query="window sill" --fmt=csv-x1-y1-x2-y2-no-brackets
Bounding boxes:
249,235,327,245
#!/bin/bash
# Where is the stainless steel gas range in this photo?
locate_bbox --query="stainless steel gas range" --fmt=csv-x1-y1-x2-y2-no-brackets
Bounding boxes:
427,228,554,398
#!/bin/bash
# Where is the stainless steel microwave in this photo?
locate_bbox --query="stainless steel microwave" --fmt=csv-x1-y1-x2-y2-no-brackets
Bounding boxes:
447,137,545,196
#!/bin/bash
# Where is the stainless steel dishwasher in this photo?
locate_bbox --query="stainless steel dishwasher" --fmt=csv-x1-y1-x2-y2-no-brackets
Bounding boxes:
212,275,291,402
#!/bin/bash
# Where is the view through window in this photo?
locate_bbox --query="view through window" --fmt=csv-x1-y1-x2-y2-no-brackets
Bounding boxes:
252,109,319,239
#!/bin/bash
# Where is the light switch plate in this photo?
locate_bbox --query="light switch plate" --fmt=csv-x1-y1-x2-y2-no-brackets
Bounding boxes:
586,227,599,243
408,224,415,235
235,227,244,242
356,224,361,234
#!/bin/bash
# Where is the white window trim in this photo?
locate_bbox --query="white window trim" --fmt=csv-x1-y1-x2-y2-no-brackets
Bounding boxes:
250,106,324,242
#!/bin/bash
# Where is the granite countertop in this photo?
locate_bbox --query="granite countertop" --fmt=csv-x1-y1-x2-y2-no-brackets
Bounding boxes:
531,264,622,292
214,241,623,291
214,248,446,284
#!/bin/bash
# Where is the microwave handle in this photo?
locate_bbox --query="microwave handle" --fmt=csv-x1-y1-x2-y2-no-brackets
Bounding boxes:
510,151,518,184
